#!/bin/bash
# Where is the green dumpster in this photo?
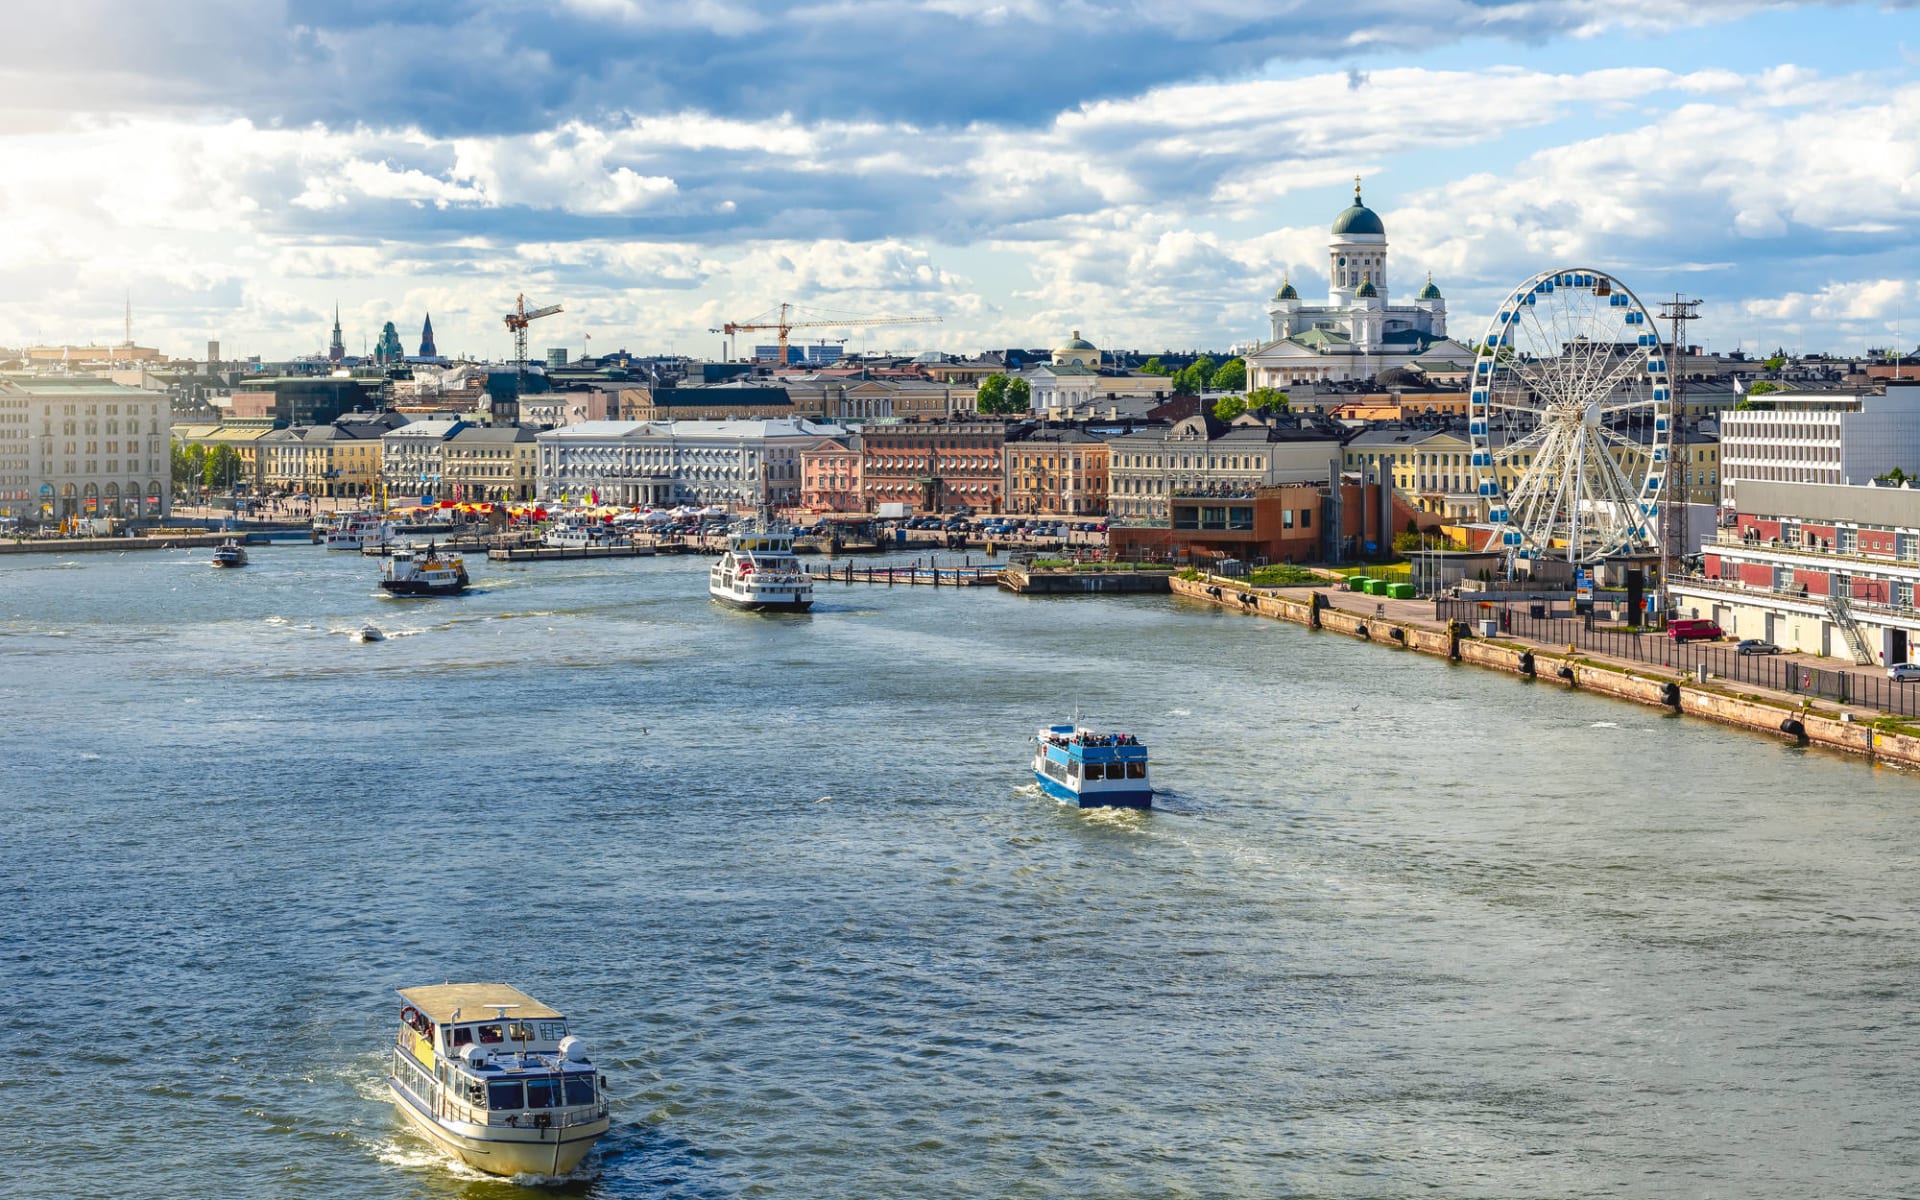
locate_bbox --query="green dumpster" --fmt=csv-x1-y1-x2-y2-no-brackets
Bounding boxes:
1388,582,1415,600
1346,576,1371,592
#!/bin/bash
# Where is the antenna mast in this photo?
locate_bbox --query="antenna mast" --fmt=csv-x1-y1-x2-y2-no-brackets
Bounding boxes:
1658,294,1702,618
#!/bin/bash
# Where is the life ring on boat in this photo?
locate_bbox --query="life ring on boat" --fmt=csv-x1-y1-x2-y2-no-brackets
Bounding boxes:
400,1005,421,1030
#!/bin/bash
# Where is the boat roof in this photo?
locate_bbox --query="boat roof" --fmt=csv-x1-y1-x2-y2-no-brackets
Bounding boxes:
397,983,563,1024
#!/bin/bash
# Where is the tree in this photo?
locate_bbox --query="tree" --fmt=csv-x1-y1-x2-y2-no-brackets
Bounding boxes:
1747,380,1780,396
1764,354,1786,371
1191,355,1217,388
203,444,243,492
1211,395,1247,421
1247,386,1289,413
1877,467,1911,485
1005,377,1032,413
976,373,1009,412
1211,358,1247,392
1140,357,1170,376
170,439,192,489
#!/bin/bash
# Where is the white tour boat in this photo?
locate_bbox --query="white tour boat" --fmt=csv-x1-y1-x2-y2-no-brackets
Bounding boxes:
322,510,396,551
210,538,248,568
544,516,626,548
709,524,813,612
380,543,470,596
387,983,611,1178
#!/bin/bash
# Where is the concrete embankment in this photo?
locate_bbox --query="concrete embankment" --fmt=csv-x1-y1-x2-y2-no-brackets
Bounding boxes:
1000,564,1173,595
1169,575,1920,769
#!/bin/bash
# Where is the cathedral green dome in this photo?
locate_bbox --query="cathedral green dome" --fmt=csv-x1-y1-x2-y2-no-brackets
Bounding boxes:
1355,277,1378,298
1056,330,1096,352
1417,275,1443,300
1333,179,1385,237
1275,277,1298,301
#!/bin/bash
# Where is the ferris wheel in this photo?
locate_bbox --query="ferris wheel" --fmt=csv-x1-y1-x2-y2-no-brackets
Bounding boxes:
1468,268,1673,567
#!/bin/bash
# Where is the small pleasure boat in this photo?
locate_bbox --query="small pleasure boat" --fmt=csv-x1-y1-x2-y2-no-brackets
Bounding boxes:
386,983,611,1178
210,539,248,568
709,524,813,612
380,544,469,596
1031,722,1152,809
353,624,385,643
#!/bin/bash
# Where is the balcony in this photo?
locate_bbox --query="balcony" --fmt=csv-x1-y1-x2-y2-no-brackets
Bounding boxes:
1673,572,1920,623
1713,529,1919,571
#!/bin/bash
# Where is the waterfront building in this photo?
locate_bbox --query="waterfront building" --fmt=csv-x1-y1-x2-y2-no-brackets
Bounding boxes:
0,374,172,521
1243,181,1474,388
799,436,862,512
1719,383,1920,506
1004,428,1110,516
379,415,466,502
859,418,1009,513
1109,476,1436,566
1684,478,1920,662
261,413,405,499
442,425,537,502
535,418,848,510
1107,413,1343,526
170,419,276,493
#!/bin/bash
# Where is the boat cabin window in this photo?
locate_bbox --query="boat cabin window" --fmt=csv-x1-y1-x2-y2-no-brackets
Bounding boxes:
1126,762,1147,779
449,1026,474,1047
507,1022,535,1042
1067,760,1080,778
526,1078,562,1109
487,1080,524,1110
564,1076,596,1105
466,1080,487,1106
477,1023,504,1044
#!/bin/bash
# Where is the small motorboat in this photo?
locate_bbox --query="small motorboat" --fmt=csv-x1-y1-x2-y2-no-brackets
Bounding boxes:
353,624,386,643
380,543,470,596
210,539,248,568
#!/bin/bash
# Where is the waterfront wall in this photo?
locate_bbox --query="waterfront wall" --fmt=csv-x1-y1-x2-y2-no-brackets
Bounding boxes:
1168,575,1920,770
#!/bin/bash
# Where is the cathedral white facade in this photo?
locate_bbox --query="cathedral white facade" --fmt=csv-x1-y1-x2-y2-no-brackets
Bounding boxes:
1245,180,1474,388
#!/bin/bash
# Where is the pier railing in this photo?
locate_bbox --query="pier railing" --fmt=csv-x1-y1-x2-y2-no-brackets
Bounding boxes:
1434,599,1920,717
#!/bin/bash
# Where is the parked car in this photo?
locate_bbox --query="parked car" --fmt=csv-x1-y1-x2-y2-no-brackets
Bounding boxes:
1666,618,1725,642
1735,639,1782,656
1890,663,1920,682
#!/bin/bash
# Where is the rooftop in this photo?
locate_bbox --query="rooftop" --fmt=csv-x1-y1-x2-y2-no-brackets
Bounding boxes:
397,983,562,1025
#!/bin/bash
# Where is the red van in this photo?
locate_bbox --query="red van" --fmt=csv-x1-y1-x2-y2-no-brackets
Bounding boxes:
1667,618,1724,642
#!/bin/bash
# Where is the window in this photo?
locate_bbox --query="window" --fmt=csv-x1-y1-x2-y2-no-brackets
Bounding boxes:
525,1078,562,1108
564,1075,596,1106
488,1081,525,1110
477,1024,503,1044
1127,762,1146,779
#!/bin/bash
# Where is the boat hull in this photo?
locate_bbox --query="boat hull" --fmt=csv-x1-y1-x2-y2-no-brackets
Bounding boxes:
210,559,245,568
381,575,469,597
387,1078,608,1178
1034,771,1152,810
710,592,813,612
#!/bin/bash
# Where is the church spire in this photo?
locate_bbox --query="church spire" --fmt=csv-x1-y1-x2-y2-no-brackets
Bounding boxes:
419,311,438,358
328,303,346,363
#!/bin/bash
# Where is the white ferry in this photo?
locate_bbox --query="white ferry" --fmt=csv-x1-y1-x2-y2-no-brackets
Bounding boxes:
380,544,470,596
387,983,611,1178
210,538,248,568
709,524,813,612
544,517,626,548
1031,723,1152,809
323,510,395,551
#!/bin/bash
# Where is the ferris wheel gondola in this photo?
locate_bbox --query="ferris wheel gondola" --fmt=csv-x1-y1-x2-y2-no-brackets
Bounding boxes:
1468,268,1672,567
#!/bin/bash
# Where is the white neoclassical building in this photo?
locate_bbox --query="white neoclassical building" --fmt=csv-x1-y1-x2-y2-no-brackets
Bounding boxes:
536,418,849,510
1244,180,1474,388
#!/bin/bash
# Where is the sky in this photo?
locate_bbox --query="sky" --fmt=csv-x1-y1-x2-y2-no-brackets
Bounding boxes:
1,0,1917,364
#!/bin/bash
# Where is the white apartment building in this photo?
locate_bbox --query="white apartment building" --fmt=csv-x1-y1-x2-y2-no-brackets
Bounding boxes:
1719,383,1920,507
380,416,466,502
0,374,172,522
535,418,849,510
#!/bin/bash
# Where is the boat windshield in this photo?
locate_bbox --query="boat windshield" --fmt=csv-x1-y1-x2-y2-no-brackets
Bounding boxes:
485,1074,595,1110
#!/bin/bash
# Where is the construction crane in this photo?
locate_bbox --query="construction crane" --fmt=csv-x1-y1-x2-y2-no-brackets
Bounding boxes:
714,303,940,365
504,294,563,374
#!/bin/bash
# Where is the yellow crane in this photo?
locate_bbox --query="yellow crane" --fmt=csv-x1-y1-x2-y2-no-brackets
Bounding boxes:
713,303,940,365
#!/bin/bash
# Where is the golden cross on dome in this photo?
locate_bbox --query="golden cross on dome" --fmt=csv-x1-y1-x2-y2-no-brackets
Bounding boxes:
1354,175,1362,201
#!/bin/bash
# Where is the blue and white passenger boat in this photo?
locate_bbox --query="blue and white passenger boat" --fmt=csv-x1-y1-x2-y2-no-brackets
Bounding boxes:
1031,723,1152,809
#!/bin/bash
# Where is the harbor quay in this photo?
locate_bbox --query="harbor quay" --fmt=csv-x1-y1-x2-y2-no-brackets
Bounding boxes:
1169,573,1920,768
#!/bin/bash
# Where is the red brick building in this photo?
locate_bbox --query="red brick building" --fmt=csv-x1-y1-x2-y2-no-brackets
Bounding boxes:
860,418,1008,513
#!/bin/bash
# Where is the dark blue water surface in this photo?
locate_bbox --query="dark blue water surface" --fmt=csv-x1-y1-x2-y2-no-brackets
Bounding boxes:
3,545,1917,1199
